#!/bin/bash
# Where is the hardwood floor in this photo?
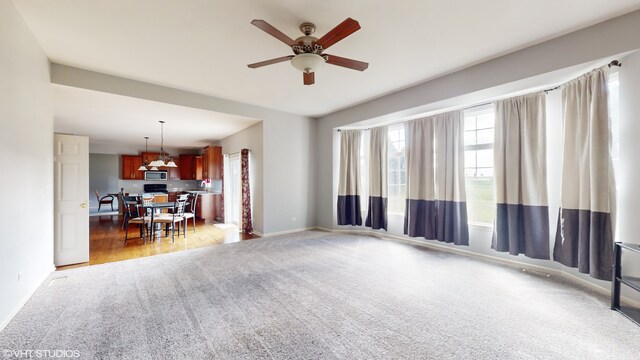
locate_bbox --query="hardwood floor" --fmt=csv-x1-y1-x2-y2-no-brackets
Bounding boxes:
57,215,260,270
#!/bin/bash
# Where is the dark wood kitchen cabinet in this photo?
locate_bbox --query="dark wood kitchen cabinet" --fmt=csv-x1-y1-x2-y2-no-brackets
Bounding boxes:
179,155,203,180
195,193,215,222
202,146,222,180
121,155,143,179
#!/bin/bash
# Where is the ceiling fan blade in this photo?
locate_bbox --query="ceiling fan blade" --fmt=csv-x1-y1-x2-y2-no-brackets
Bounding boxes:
303,72,315,85
325,54,369,71
251,19,296,46
247,56,292,69
315,18,361,50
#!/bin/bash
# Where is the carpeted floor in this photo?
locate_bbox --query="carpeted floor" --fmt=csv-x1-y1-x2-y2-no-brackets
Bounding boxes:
1,231,639,359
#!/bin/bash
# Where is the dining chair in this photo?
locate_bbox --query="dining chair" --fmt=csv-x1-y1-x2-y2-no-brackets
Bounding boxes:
183,193,198,233
123,198,151,244
141,193,155,216
95,190,115,211
154,199,187,243
120,194,140,229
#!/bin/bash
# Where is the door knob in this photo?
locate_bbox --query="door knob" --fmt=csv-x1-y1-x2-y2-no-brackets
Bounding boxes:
80,203,87,208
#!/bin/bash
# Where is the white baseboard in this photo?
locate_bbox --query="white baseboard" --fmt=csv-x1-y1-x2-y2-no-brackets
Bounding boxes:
0,264,55,332
262,227,319,237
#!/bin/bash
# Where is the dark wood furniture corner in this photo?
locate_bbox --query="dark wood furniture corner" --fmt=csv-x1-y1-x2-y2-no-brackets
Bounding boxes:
611,242,640,326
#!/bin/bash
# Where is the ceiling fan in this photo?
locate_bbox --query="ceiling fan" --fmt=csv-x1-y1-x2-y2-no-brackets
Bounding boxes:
247,18,369,85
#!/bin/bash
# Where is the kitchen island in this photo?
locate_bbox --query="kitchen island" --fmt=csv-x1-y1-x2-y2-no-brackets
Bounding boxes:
187,191,223,223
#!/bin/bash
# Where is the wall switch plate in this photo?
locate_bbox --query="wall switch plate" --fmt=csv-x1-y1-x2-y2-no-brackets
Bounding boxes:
17,273,22,282
292,217,296,222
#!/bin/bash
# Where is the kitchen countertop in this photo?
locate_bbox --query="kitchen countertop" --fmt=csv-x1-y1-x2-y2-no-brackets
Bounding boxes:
186,190,221,195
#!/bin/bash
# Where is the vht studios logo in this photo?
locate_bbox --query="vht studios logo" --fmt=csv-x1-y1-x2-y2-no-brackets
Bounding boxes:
2,349,81,358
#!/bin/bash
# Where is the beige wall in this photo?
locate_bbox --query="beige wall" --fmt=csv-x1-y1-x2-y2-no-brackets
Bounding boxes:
0,1,54,330
215,122,265,234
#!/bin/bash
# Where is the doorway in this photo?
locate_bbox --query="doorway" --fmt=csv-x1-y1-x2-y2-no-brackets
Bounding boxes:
224,153,242,226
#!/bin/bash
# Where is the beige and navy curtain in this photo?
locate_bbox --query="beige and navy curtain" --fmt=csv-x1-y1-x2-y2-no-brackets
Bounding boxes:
404,111,469,245
492,93,550,259
553,68,614,281
337,130,363,226
365,126,388,230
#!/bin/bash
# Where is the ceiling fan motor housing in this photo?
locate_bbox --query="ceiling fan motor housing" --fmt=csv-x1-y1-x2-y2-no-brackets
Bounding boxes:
299,22,316,35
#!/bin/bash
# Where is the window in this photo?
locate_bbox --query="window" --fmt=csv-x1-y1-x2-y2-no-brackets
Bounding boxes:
387,124,406,215
608,71,619,168
464,105,496,225
608,70,619,240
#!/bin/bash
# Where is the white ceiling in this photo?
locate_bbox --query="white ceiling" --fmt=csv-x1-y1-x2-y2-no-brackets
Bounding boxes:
12,0,640,144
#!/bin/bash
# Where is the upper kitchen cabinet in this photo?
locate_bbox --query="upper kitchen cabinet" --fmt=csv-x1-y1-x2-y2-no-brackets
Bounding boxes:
168,157,180,180
179,155,203,180
121,155,143,179
202,146,222,180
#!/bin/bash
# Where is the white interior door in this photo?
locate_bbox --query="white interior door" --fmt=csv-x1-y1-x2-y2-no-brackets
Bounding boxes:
54,134,89,266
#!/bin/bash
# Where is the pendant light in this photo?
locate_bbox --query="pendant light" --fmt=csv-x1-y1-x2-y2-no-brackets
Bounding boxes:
149,120,177,168
137,136,151,171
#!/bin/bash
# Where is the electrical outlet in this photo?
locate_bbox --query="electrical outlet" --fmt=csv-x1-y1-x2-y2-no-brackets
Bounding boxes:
292,217,296,222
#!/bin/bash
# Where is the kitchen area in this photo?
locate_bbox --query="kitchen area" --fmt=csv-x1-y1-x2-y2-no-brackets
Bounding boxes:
119,145,225,223
83,143,258,269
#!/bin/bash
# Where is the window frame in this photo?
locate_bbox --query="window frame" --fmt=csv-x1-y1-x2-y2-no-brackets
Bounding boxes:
463,104,496,227
387,123,407,216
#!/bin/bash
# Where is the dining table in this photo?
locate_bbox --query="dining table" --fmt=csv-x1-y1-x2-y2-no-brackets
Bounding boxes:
141,201,188,241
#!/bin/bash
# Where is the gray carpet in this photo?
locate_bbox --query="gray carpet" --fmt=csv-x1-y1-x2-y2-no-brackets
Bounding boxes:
1,231,639,359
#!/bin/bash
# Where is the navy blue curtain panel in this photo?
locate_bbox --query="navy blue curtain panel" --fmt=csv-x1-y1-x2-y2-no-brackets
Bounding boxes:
553,68,614,281
365,126,388,230
404,111,469,245
337,130,363,226
492,93,550,259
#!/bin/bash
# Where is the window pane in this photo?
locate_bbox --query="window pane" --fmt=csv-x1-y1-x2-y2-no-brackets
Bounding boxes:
389,170,399,185
477,113,494,129
476,128,494,145
476,167,493,178
463,108,495,226
387,125,407,216
465,168,476,177
464,131,476,146
464,116,476,131
389,157,398,170
465,150,476,168
476,149,493,168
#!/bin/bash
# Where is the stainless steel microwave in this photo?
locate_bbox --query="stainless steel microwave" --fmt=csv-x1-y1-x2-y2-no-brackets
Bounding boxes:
144,170,168,180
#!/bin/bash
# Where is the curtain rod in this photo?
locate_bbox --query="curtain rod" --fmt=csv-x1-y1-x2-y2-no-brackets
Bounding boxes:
337,102,492,132
543,59,621,94
339,59,622,131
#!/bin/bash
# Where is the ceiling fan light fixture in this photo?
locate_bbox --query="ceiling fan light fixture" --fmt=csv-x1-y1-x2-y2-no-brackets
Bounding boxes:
291,53,325,73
